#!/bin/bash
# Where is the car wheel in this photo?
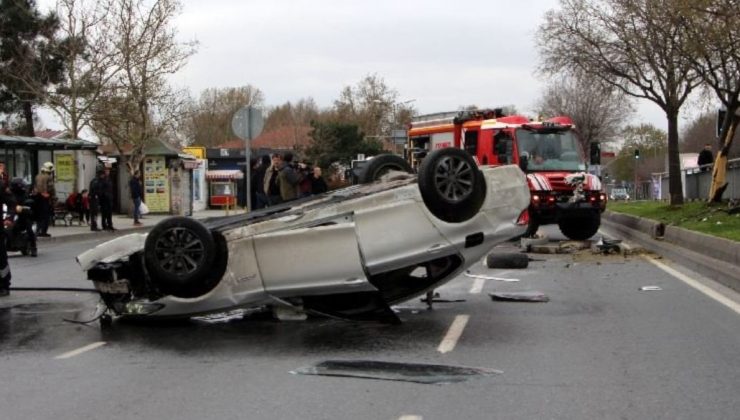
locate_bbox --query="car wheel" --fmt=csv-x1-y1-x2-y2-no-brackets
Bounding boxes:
358,154,413,184
418,148,486,223
144,217,217,298
485,252,529,269
558,212,600,240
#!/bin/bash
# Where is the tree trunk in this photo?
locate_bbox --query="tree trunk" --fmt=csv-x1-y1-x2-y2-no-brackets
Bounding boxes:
22,101,35,137
666,110,683,205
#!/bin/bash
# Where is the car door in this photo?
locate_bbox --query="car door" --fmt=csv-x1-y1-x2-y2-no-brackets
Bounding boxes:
253,222,376,297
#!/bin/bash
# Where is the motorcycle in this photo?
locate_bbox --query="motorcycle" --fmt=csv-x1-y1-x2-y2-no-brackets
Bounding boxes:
3,204,37,257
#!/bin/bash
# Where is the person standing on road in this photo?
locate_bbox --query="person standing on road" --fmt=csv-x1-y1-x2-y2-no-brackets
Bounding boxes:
89,169,105,231
34,162,55,237
277,152,302,202
129,170,143,226
264,154,283,206
697,143,714,172
0,164,13,296
254,155,271,210
100,169,115,231
309,166,328,195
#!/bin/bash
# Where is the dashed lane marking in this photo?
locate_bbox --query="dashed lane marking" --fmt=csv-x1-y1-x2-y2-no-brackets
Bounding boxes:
645,257,740,316
54,341,106,360
437,315,470,354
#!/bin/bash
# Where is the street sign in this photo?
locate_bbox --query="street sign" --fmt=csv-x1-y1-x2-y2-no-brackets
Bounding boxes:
231,106,264,140
392,129,407,145
183,146,206,159
231,106,264,212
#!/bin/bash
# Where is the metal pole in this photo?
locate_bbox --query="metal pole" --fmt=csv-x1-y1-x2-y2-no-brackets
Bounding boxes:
245,108,252,213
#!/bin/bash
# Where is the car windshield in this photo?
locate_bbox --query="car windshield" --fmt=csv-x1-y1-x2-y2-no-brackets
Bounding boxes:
516,128,585,172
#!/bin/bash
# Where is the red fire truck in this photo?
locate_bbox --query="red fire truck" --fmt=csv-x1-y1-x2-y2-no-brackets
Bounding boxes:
405,109,606,240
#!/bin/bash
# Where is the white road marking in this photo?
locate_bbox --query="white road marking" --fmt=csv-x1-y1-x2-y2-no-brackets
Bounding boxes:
54,341,106,360
398,416,423,420
469,270,511,293
645,257,740,316
469,278,486,294
464,272,519,282
437,315,470,354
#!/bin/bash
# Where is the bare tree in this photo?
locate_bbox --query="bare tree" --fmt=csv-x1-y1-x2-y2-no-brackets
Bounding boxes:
535,73,633,157
332,74,414,147
90,0,196,174
676,0,740,201
185,85,264,147
537,0,702,205
12,0,119,139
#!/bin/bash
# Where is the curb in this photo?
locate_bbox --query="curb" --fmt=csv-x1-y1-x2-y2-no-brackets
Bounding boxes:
602,210,740,292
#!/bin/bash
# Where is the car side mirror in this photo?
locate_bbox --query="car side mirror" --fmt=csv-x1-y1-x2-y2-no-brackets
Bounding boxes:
519,155,528,172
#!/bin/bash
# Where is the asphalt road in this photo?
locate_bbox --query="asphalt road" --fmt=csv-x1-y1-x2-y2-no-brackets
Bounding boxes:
1,228,739,420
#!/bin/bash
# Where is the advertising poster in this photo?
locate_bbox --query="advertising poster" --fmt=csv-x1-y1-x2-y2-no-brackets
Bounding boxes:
143,156,170,213
55,153,75,182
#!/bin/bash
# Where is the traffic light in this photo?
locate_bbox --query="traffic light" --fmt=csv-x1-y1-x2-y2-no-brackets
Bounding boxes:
634,149,640,159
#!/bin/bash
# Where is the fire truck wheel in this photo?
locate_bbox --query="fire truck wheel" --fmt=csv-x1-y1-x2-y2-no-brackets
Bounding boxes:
144,217,219,298
418,148,486,223
558,212,601,241
358,154,413,184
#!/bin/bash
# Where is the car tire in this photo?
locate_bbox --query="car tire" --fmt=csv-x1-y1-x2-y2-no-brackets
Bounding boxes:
558,212,600,240
358,154,413,184
144,217,218,298
417,148,486,223
485,252,529,269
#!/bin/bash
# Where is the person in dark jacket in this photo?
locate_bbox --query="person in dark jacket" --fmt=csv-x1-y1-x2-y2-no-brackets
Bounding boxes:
254,155,271,210
697,143,713,172
9,178,37,257
309,166,328,194
129,170,143,226
100,169,115,231
0,163,13,296
89,169,105,231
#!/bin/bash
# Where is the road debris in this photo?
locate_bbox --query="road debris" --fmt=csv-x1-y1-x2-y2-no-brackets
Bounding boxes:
485,252,529,269
639,286,663,291
464,272,520,282
291,360,502,384
489,291,550,302
593,237,622,255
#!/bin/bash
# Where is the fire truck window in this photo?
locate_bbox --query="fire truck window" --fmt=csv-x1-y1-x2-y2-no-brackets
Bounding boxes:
464,131,478,157
493,131,513,164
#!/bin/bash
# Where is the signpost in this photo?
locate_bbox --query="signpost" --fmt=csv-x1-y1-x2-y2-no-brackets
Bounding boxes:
231,106,264,212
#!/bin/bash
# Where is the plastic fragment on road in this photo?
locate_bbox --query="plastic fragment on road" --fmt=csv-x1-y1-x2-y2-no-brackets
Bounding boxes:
464,272,520,282
639,286,663,291
489,291,550,302
291,360,502,384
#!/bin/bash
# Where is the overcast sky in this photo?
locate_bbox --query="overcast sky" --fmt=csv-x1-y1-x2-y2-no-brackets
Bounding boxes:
38,0,689,133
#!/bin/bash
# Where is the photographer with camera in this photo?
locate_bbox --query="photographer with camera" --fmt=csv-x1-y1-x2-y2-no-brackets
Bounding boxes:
276,152,303,202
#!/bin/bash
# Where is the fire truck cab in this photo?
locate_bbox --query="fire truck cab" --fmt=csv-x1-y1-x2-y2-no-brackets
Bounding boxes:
407,109,606,240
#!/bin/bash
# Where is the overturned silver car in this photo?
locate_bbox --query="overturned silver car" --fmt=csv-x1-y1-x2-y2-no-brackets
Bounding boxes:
77,149,530,322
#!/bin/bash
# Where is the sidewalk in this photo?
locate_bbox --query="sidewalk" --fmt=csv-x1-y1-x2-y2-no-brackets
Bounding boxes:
39,208,242,244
